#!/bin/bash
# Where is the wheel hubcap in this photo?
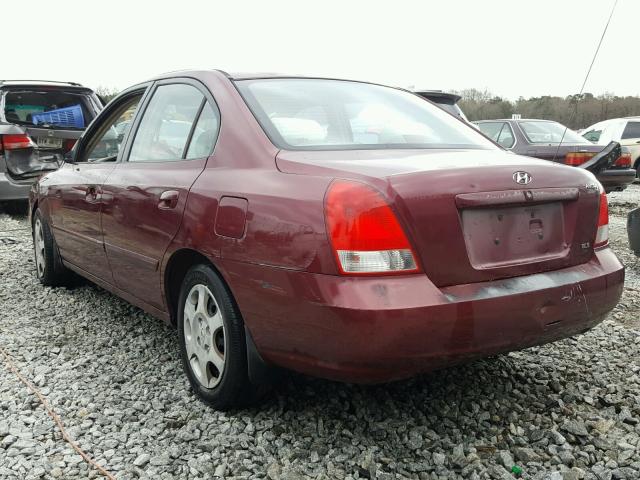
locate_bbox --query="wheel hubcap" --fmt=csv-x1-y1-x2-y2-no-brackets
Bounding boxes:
34,219,45,278
183,284,226,388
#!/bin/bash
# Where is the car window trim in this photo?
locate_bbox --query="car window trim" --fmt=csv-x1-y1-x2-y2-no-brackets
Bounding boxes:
122,77,221,164
182,98,206,159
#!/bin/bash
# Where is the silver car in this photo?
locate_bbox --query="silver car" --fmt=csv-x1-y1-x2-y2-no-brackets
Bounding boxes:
0,80,103,211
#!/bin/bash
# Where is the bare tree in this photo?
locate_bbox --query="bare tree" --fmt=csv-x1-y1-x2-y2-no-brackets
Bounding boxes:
458,91,640,128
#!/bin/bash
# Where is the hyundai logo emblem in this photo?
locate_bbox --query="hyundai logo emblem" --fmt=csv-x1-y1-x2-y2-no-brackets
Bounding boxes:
513,171,532,185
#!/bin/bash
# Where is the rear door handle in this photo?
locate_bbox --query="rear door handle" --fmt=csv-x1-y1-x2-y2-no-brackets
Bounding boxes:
158,190,179,210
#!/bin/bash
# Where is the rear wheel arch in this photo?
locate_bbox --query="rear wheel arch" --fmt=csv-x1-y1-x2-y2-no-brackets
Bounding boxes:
163,249,237,326
164,248,274,403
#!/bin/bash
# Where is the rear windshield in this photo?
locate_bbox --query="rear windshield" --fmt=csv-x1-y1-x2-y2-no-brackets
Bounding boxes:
236,79,496,151
3,89,97,129
519,121,590,144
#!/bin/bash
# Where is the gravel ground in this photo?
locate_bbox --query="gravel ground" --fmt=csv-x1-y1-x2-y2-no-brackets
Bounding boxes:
0,186,639,480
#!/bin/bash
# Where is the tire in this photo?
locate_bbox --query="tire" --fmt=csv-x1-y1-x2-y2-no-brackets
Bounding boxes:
32,209,72,287
177,264,263,410
1,200,28,216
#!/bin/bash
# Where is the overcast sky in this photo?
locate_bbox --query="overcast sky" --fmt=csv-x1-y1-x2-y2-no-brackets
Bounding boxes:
4,0,637,99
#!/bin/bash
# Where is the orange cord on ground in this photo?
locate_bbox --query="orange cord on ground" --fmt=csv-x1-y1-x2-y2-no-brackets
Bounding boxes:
0,347,116,480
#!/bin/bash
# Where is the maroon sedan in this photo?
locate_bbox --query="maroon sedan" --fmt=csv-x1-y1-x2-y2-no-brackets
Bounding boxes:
26,71,623,409
474,118,636,193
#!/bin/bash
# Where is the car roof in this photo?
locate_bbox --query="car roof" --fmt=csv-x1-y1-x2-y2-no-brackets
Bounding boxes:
475,118,558,123
608,116,640,121
146,70,415,94
0,79,89,89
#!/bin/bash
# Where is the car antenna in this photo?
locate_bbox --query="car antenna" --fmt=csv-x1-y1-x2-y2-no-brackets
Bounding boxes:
552,0,619,162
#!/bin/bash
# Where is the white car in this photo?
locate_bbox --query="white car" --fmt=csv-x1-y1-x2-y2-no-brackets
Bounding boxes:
582,117,640,177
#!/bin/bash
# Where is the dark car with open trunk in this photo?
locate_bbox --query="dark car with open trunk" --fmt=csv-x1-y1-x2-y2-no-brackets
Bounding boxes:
474,118,636,193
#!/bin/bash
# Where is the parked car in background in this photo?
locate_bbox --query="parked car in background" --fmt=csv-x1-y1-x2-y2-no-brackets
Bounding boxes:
26,71,623,409
474,118,636,192
581,117,640,177
629,207,640,256
0,80,102,211
413,90,470,123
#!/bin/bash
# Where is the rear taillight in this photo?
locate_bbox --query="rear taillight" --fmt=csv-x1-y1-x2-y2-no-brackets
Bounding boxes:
63,139,77,152
324,180,419,275
565,152,596,166
594,192,609,248
0,134,33,151
614,152,632,168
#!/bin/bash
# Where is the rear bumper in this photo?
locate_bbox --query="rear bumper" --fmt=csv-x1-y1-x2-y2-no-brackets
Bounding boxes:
597,168,636,192
0,172,31,201
227,248,624,383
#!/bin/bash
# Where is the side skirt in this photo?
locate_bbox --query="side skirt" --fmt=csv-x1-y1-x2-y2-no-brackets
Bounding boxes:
61,259,171,325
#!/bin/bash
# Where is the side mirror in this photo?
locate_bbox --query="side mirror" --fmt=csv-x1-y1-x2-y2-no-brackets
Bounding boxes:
628,207,640,256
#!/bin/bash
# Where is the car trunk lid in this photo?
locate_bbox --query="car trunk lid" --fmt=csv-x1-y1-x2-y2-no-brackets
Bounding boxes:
277,149,601,286
22,125,80,156
524,143,602,164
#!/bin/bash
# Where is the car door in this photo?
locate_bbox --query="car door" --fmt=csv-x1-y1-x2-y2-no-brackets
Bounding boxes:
101,79,220,309
50,89,146,282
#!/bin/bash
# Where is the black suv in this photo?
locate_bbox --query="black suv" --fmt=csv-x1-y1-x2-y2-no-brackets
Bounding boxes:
0,80,103,211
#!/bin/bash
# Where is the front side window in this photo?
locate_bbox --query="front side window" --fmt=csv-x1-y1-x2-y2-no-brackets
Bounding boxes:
129,84,204,162
82,94,142,162
622,121,640,140
236,79,497,151
519,121,590,145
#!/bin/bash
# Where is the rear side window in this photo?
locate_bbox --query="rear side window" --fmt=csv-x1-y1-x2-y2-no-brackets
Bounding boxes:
476,122,515,148
496,124,515,148
477,122,503,140
3,89,97,129
622,122,640,140
186,102,220,159
129,84,204,162
583,129,602,142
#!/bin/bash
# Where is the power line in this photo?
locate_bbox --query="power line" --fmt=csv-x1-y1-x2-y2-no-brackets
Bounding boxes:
552,0,619,162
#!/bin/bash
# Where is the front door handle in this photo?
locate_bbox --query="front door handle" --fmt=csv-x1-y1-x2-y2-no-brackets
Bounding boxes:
85,185,98,202
158,190,179,210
